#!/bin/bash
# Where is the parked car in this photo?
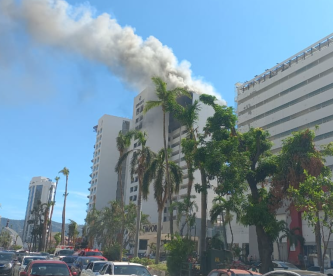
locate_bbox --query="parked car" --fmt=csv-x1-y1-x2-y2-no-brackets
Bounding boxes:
263,270,325,276
60,257,78,270
71,257,106,276
19,260,76,276
207,268,261,276
81,261,107,276
272,262,301,271
0,251,17,276
99,262,152,276
12,256,46,276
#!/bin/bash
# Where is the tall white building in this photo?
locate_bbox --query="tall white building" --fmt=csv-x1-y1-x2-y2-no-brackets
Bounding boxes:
22,176,56,242
124,89,217,225
87,114,131,212
235,33,333,262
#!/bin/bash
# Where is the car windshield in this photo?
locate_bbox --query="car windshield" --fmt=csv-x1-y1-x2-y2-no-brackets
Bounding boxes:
0,253,14,261
58,250,74,256
61,257,76,263
92,263,106,272
23,257,46,265
31,263,70,276
113,265,151,276
85,252,102,256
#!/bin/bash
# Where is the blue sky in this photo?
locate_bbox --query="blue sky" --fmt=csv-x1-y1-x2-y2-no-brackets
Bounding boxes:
1,0,333,225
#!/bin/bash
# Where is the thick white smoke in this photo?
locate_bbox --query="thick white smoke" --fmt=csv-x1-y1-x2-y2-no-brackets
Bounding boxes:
0,0,225,103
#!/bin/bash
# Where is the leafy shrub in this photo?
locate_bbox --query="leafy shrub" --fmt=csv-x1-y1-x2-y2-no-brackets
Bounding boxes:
103,245,120,261
164,234,195,276
131,257,154,266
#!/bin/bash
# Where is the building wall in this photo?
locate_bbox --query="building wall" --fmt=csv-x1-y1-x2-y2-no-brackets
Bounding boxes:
88,114,131,212
22,176,55,242
236,33,333,262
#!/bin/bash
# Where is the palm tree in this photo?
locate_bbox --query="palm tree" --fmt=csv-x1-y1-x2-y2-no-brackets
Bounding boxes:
41,201,52,251
144,77,190,235
59,167,70,245
68,219,79,247
142,148,183,264
47,176,59,249
279,226,305,262
116,131,155,257
210,196,242,252
115,130,136,260
269,220,289,261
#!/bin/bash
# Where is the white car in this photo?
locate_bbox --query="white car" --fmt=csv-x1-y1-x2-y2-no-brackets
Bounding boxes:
81,261,107,276
263,269,325,276
272,261,301,270
99,262,154,276
12,256,46,276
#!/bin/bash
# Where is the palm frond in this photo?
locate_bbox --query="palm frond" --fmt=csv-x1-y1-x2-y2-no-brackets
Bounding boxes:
115,150,133,172
143,100,162,114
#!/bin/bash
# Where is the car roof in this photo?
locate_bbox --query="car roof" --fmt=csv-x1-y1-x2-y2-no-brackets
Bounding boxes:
91,261,107,264
103,262,144,266
211,269,261,275
23,256,47,259
30,260,67,264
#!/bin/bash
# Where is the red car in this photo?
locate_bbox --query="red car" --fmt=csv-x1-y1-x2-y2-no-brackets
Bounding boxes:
20,260,78,276
74,249,107,261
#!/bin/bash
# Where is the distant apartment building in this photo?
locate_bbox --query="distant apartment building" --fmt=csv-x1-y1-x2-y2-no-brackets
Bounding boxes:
87,114,130,212
235,33,333,263
22,176,56,243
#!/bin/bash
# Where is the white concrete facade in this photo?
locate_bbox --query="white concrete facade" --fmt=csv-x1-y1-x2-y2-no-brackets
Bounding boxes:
124,89,217,225
87,114,131,212
22,176,56,242
235,33,333,259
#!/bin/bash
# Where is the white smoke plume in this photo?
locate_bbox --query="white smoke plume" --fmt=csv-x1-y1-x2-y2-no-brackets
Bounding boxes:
0,0,225,103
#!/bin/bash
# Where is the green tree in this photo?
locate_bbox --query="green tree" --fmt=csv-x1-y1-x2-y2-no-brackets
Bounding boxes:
54,232,61,247
289,171,333,272
59,167,70,245
193,94,241,266
144,77,190,235
115,130,136,260
274,129,333,272
142,148,183,263
41,202,52,251
68,219,79,247
116,131,155,257
0,231,11,249
48,176,60,249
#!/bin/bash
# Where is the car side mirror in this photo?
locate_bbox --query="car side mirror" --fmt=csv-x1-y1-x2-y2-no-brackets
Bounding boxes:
72,272,78,276
20,272,28,276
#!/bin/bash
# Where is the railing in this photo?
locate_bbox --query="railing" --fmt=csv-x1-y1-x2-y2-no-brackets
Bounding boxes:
237,33,333,95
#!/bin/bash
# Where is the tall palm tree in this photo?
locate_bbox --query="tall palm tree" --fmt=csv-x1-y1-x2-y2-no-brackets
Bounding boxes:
59,167,70,245
142,148,183,264
144,76,190,235
47,176,60,249
173,100,200,198
116,131,155,257
115,130,136,260
41,201,52,251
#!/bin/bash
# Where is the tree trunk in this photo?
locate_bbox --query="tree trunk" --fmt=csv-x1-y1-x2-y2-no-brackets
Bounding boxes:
315,214,323,273
134,181,142,257
47,204,54,249
199,168,207,271
221,211,228,250
228,220,234,252
155,209,163,264
118,165,124,261
277,241,281,261
41,207,49,251
256,225,274,273
61,176,68,245
162,110,173,235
